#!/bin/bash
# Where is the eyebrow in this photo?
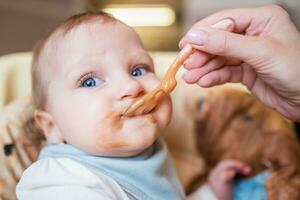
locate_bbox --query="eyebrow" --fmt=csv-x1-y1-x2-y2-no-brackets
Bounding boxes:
128,51,154,69
64,50,153,79
64,64,99,84
130,50,152,61
63,59,101,79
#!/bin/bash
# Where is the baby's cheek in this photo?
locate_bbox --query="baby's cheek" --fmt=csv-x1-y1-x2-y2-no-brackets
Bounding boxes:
144,75,161,91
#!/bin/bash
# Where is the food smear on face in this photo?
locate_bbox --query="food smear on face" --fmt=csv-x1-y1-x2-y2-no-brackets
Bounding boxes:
123,44,194,117
104,112,123,132
104,110,155,129
107,141,129,148
146,114,156,124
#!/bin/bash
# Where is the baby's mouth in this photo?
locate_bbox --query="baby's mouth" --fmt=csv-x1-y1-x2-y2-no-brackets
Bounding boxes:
122,97,158,117
104,109,156,132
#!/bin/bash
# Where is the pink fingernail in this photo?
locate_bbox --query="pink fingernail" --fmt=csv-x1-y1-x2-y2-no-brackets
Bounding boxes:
211,18,234,31
187,30,208,45
179,40,184,48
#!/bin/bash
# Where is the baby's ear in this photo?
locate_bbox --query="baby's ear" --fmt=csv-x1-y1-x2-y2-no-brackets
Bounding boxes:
34,110,64,144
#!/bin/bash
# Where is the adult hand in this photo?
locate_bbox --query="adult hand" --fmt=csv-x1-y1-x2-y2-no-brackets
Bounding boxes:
179,5,300,121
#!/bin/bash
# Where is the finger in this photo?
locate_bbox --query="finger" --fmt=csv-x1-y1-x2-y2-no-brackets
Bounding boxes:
183,56,226,84
179,35,188,49
186,27,273,65
197,63,257,90
216,160,245,170
211,160,242,181
180,18,235,76
183,51,212,70
197,65,243,87
179,18,235,48
183,53,240,70
225,57,241,66
217,160,251,175
185,5,283,34
222,169,236,181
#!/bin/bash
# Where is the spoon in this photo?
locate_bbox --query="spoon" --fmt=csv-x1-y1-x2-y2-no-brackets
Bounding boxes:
123,44,194,117
123,18,234,117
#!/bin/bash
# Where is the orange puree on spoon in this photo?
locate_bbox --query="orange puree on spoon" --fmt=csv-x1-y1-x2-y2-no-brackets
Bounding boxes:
123,44,194,117
123,18,234,117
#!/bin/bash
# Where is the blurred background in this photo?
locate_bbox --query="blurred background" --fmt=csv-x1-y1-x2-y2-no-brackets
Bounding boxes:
1,0,300,55
0,2,300,196
0,0,300,136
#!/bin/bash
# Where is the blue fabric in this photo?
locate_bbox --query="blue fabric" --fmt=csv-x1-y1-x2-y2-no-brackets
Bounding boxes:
234,171,269,200
39,139,185,200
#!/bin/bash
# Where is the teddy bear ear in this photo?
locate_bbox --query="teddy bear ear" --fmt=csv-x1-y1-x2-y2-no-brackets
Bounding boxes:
262,130,300,198
262,128,300,172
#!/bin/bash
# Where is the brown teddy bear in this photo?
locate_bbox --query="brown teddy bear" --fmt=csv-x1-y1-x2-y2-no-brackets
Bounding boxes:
0,97,45,200
186,88,300,200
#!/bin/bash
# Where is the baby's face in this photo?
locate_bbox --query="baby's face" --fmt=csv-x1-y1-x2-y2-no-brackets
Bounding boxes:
44,22,172,156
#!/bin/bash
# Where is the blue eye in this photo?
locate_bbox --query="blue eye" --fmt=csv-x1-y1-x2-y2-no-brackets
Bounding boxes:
81,77,102,88
131,66,148,77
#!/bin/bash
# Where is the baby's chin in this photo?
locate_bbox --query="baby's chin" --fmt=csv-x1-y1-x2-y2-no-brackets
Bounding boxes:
122,114,159,144
81,115,157,157
110,105,171,156
94,130,158,157
119,94,172,133
89,98,172,157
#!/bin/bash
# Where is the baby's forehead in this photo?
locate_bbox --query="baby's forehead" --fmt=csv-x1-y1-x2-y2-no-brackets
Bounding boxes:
61,21,135,42
41,21,146,75
41,22,116,67
50,21,140,55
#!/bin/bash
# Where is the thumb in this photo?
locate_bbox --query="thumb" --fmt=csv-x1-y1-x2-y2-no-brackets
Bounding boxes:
185,27,273,64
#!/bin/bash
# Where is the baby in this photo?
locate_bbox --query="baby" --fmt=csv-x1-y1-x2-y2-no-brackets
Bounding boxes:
16,11,185,200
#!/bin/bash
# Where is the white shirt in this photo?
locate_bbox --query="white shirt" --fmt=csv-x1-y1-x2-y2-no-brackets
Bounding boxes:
16,157,136,200
17,157,217,200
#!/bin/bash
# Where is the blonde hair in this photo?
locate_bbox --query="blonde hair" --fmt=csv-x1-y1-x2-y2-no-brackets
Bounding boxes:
31,11,116,109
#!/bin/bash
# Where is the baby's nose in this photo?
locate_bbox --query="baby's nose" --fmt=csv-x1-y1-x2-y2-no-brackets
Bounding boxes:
117,77,144,100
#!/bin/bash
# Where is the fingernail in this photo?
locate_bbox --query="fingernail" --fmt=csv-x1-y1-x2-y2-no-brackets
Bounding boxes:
212,18,234,31
187,30,208,45
199,76,212,87
178,39,184,48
